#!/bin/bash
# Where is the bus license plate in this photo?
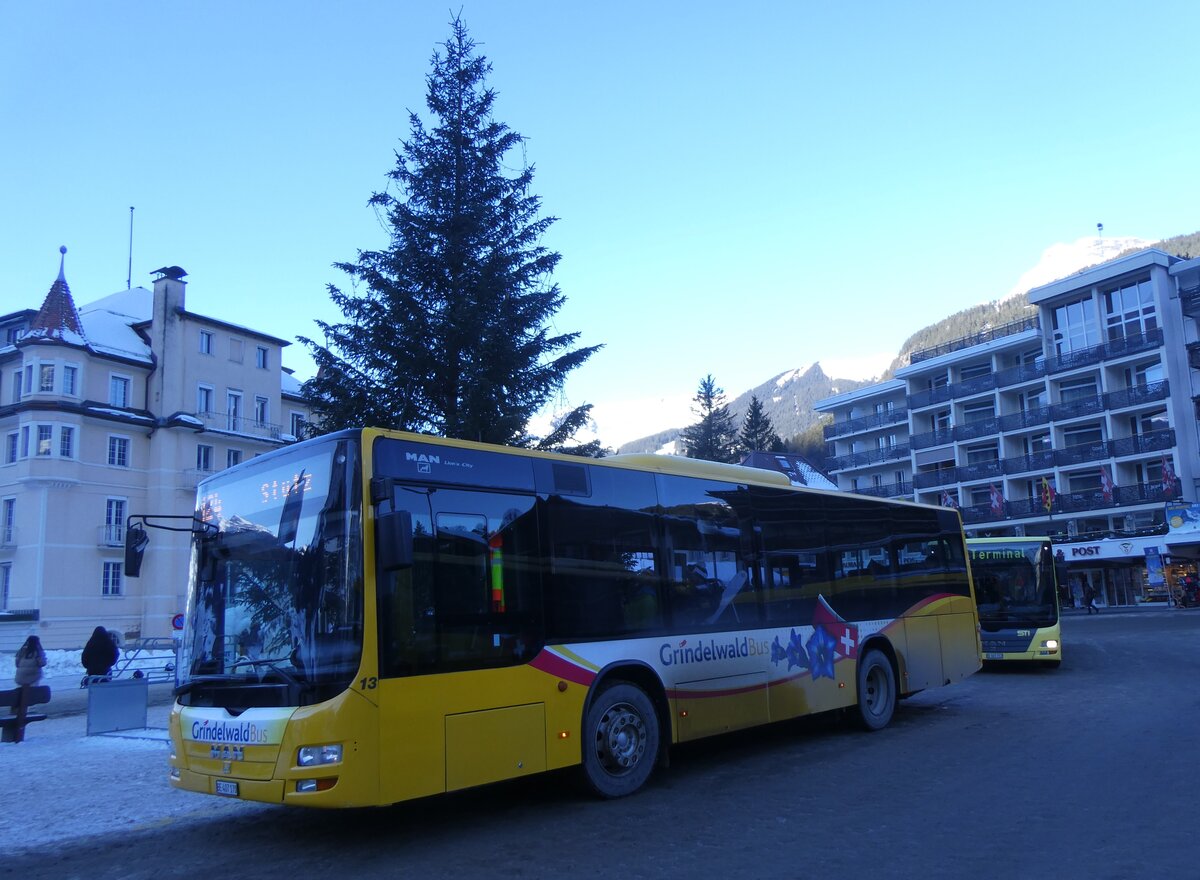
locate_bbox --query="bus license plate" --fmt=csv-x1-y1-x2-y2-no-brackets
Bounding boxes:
985,652,1004,660
215,780,239,797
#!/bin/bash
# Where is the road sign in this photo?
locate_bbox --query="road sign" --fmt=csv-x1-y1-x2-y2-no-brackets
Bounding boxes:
171,613,185,630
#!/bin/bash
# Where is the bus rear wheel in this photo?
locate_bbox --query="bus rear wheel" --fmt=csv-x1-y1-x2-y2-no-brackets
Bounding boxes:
581,683,659,798
854,649,896,731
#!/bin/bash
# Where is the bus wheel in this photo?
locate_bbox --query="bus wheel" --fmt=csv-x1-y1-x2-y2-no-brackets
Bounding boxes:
581,683,659,798
854,650,896,731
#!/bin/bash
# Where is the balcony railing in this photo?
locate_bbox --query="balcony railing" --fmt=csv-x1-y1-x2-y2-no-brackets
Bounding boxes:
1053,439,1108,467
1105,380,1169,410
954,417,1000,443
1045,327,1164,374
906,384,955,410
1108,429,1175,457
997,406,1052,432
913,469,958,489
908,315,1039,364
181,468,215,489
1002,449,1054,475
949,373,997,399
853,481,913,499
827,444,911,472
97,524,124,547
910,427,955,450
197,410,283,440
1048,395,1105,422
956,459,1003,482
823,408,908,440
994,361,1047,388
958,478,1182,524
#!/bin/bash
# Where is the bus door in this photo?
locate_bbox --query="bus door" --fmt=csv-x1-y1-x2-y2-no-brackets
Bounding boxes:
375,486,544,798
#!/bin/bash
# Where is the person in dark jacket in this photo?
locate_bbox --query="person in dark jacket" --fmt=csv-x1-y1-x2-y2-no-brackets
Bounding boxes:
81,626,119,679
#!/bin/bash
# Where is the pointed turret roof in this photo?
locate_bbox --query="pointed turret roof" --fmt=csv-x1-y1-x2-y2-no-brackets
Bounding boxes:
27,246,87,344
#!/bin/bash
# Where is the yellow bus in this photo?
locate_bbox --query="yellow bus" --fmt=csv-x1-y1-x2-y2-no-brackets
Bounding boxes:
967,537,1061,667
130,429,981,807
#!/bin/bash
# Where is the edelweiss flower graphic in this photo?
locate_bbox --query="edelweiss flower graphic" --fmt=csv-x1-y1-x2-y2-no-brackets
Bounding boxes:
806,624,837,680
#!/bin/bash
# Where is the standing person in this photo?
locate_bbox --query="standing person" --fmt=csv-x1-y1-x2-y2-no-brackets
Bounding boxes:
81,625,119,681
14,635,47,686
1084,581,1100,615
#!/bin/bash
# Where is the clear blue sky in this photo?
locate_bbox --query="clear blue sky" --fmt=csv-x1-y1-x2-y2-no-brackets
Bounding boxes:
4,2,1199,446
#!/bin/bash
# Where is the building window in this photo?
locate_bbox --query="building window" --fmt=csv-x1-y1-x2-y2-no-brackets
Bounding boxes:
0,562,10,609
1027,432,1052,454
197,444,214,473
39,364,55,393
107,436,130,468
105,498,126,545
1063,424,1103,447
109,374,131,408
36,425,52,456
965,443,999,463
20,426,29,458
1131,361,1164,387
1058,376,1097,403
4,433,16,464
11,371,21,402
962,402,995,423
63,364,78,396
23,365,32,396
227,391,242,432
254,396,269,427
256,346,268,369
199,330,214,354
197,384,214,415
1053,297,1100,355
1132,410,1168,435
60,426,74,458
290,412,306,439
102,561,123,597
960,363,991,380
1104,278,1156,341
227,449,242,469
229,338,244,363
2,498,14,544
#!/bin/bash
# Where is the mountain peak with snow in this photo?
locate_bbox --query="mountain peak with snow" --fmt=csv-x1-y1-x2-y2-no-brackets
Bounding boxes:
1003,234,1150,301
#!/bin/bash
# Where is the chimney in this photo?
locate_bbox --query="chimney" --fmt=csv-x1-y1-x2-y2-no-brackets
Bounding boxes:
151,265,188,316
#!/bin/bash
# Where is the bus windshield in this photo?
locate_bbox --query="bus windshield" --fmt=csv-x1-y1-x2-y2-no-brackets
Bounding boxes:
175,437,363,708
969,540,1057,627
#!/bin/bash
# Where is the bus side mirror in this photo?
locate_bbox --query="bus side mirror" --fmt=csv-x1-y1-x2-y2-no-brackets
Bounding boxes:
377,509,413,571
125,524,150,577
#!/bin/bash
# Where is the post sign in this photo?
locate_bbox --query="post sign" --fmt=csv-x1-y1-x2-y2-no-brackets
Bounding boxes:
1144,547,1165,586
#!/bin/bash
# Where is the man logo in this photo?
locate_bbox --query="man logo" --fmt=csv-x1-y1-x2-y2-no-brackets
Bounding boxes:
404,452,440,465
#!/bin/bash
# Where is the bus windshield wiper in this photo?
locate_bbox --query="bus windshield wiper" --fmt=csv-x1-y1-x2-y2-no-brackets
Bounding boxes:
227,656,310,690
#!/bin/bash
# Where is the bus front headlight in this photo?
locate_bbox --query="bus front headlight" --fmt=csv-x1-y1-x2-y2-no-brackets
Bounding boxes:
1042,639,1059,653
298,744,343,766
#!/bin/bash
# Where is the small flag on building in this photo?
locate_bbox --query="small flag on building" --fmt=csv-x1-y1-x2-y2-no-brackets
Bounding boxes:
989,483,1005,517
940,489,958,509
1100,466,1114,503
1162,456,1177,494
1040,476,1056,512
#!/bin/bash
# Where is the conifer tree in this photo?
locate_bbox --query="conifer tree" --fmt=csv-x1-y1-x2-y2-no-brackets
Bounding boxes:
680,375,739,463
738,394,783,453
300,16,599,447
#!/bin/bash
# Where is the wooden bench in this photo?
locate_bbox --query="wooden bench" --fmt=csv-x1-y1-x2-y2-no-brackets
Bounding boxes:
0,685,51,743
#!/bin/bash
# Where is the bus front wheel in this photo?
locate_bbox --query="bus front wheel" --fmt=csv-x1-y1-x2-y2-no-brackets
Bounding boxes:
581,683,659,798
854,649,896,731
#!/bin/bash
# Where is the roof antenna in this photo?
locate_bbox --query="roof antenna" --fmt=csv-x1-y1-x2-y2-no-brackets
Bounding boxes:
1097,222,1103,256
127,206,135,290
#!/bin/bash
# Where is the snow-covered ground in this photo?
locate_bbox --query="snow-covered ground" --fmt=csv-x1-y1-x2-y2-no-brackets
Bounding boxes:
1,652,268,855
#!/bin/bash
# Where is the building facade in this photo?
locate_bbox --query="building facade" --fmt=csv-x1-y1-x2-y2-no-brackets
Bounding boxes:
0,257,310,649
816,247,1200,608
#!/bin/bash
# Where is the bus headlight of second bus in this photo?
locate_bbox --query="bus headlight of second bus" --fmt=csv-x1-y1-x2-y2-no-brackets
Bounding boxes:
298,744,343,767
1042,639,1060,654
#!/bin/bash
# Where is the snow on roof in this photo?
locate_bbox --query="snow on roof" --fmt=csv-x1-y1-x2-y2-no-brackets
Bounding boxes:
740,451,838,490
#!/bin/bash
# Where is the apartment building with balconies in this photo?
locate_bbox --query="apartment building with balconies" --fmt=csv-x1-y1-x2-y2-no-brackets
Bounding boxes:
816,247,1200,607
0,256,310,648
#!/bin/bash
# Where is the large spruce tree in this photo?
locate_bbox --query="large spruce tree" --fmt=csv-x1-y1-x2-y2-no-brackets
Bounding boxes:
300,16,599,447
738,394,783,453
680,375,739,463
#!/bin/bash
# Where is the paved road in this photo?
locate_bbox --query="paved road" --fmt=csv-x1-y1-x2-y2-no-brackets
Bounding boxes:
8,609,1200,879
